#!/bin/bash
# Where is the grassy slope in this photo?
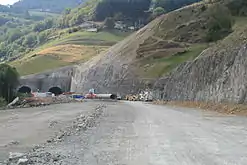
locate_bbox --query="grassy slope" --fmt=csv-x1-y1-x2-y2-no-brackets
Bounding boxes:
47,30,130,46
131,0,247,79
139,44,208,78
131,1,211,78
29,10,60,18
11,30,130,75
134,0,247,78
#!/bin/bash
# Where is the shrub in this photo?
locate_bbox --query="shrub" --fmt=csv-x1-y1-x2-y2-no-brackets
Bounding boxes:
0,64,19,103
206,5,233,42
152,7,166,18
227,0,247,16
0,97,7,107
201,5,207,12
104,17,115,29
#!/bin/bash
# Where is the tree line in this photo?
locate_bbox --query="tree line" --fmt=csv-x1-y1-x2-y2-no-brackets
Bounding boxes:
12,0,82,13
0,64,19,106
94,0,151,21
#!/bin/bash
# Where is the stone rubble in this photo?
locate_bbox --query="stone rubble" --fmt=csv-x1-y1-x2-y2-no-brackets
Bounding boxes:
17,158,28,165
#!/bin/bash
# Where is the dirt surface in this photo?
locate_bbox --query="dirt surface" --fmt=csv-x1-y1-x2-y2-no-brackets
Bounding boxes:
2,101,247,164
154,100,247,116
0,102,100,162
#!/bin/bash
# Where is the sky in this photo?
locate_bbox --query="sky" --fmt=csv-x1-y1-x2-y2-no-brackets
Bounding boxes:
0,0,18,5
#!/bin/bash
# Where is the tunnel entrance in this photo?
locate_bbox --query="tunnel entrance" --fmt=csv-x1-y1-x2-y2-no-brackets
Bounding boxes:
110,94,117,99
18,86,31,94
48,87,63,96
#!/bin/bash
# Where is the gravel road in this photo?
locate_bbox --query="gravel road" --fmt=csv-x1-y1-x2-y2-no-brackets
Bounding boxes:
2,101,247,164
0,102,99,162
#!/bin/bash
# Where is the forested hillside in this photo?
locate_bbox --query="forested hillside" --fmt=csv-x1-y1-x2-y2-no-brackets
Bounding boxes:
12,0,82,13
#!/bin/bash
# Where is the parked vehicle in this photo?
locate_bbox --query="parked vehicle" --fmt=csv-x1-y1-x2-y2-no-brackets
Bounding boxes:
117,95,122,100
144,91,153,102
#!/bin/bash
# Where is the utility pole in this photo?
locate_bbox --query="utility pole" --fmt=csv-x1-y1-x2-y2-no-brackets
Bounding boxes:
7,84,10,103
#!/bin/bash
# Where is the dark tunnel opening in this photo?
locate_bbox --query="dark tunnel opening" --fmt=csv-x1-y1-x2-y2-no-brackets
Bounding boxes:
110,94,117,100
18,86,32,94
48,87,63,96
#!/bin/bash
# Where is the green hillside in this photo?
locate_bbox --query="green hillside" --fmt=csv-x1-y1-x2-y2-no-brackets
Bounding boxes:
12,0,82,13
10,29,130,75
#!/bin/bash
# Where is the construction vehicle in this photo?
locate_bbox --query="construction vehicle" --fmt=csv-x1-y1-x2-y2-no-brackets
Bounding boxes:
144,91,153,102
125,94,138,101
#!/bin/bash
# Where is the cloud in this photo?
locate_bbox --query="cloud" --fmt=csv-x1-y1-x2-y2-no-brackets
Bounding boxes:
0,0,18,5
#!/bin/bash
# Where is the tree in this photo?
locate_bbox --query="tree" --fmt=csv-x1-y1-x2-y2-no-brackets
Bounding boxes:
206,5,233,42
64,8,72,15
33,19,54,32
227,0,247,16
104,17,115,29
0,97,6,107
94,0,151,22
37,31,48,44
0,64,19,103
152,0,201,12
153,0,166,9
23,33,37,48
7,30,22,43
114,12,124,21
152,7,165,17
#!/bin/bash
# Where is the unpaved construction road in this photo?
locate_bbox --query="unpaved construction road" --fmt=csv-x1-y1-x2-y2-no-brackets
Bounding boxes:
1,101,247,164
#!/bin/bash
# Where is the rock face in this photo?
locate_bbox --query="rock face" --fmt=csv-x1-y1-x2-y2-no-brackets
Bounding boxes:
70,19,160,95
159,44,247,103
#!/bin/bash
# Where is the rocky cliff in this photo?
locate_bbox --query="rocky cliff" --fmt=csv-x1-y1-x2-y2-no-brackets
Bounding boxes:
160,35,247,103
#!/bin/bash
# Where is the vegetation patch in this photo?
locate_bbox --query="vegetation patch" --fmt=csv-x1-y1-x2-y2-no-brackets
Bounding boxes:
12,44,108,75
138,44,207,78
205,4,233,42
0,97,7,108
37,44,108,63
10,28,130,75
0,64,19,103
13,56,69,76
154,100,247,116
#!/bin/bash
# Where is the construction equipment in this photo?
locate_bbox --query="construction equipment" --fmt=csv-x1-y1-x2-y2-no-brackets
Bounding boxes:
143,91,153,102
125,94,138,101
95,94,117,99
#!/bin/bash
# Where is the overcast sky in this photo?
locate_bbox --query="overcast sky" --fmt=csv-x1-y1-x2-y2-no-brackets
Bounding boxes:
0,0,18,5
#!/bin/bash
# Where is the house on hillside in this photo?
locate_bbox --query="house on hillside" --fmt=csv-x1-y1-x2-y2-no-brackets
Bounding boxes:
87,28,98,32
79,22,94,29
128,26,135,30
114,21,126,30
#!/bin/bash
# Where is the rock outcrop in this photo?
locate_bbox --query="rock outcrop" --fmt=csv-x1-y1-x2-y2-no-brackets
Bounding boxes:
160,44,247,103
